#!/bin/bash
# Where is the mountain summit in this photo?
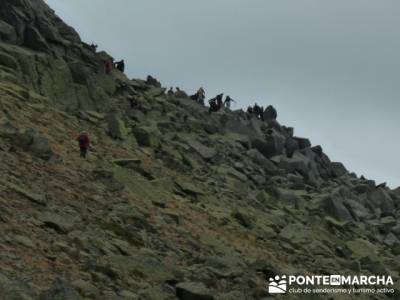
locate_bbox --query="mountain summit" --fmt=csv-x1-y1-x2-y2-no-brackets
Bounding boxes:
0,0,399,299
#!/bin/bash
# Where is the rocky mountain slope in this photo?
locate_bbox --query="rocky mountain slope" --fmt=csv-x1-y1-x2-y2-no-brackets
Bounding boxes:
0,1,399,299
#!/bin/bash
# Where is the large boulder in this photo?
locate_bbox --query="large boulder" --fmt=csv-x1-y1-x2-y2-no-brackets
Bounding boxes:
175,282,214,300
40,278,82,300
30,135,54,160
107,113,129,140
383,233,398,247
232,209,254,229
262,105,277,121
323,187,372,222
392,224,400,237
331,162,348,177
279,223,311,247
14,128,54,160
293,137,311,149
108,253,177,283
271,152,308,175
133,126,160,147
145,87,166,98
380,216,397,233
185,139,217,161
285,138,299,157
344,199,371,221
368,188,395,215
251,130,285,158
275,188,305,209
0,0,81,45
223,113,264,139
1,178,47,206
39,212,78,234
0,20,17,43
271,151,320,185
68,61,92,85
323,195,354,222
0,51,19,69
345,239,378,260
246,149,278,175
24,26,49,52
0,119,18,138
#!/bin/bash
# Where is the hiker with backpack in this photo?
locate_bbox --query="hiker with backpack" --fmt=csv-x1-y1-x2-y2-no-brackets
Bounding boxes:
208,93,224,113
196,87,205,105
190,87,206,105
224,96,236,109
76,131,90,158
115,59,125,72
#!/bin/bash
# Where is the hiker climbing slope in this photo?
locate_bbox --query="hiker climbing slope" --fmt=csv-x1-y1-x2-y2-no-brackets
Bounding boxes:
76,131,90,158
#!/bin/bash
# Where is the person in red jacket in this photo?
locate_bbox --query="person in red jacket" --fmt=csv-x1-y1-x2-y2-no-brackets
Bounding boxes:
76,131,90,158
104,59,113,74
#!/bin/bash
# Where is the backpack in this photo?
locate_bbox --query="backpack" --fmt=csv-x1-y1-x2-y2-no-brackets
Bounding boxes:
78,134,87,147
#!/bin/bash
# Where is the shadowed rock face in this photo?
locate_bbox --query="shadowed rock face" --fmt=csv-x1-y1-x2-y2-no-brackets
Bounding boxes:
0,0,80,46
0,1,399,299
0,0,115,112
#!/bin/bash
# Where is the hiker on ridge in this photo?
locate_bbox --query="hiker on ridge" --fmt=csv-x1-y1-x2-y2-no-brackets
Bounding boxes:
216,93,224,109
208,97,218,113
76,131,90,158
224,96,236,109
90,43,98,53
208,93,224,113
196,87,205,105
167,87,174,96
115,59,125,72
259,106,265,121
253,103,262,120
190,87,206,105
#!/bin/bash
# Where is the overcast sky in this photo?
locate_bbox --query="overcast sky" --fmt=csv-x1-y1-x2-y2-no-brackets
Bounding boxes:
45,0,400,187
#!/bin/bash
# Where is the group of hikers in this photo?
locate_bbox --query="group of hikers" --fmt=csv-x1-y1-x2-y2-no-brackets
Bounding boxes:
208,93,237,113
248,103,278,121
105,59,125,74
190,87,206,105
80,43,276,158
75,89,276,158
175,88,236,113
247,103,264,120
89,42,125,74
166,87,236,112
